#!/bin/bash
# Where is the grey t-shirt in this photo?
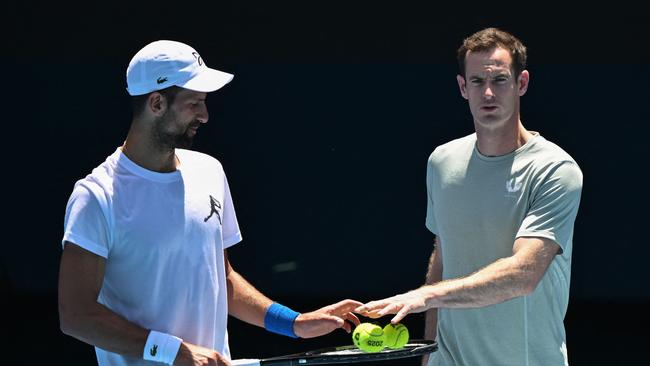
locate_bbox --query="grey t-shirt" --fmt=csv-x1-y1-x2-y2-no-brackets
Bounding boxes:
425,132,582,366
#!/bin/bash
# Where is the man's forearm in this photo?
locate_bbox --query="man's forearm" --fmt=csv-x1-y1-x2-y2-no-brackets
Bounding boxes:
60,301,149,357
423,256,535,309
356,238,558,325
421,237,558,309
61,301,231,365
423,240,442,340
226,267,273,327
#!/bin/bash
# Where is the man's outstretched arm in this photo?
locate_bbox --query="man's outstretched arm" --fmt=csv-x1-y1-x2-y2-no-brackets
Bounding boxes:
225,250,362,338
355,237,559,323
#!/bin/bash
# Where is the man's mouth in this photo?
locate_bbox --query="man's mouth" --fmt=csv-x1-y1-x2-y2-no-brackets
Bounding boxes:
186,125,200,136
481,105,498,112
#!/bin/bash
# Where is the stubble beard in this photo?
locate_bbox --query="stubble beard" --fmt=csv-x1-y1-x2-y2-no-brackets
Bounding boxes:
152,111,195,151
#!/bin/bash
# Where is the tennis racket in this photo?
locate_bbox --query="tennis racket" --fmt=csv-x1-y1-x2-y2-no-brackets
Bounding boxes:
232,340,437,365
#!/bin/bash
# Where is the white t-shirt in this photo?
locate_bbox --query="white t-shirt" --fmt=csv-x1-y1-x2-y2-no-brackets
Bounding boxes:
62,147,243,366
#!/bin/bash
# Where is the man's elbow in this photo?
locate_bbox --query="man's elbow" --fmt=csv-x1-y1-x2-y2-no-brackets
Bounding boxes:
519,273,543,296
58,303,76,336
58,301,87,338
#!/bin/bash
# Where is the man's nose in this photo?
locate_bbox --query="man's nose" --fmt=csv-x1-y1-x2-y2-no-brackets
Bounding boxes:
483,85,495,98
197,105,209,123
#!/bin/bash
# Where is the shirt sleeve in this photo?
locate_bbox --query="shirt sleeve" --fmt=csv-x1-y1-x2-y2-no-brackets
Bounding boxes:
425,153,439,235
516,161,583,252
221,173,243,249
62,183,111,258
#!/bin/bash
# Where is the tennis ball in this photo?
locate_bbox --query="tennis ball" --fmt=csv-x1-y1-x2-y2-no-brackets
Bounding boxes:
352,323,385,353
383,323,409,349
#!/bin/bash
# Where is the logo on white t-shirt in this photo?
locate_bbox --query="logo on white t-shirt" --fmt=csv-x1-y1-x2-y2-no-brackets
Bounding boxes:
149,345,158,357
204,195,222,224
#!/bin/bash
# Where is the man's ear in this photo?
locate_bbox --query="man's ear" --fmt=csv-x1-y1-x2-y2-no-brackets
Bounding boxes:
456,75,468,100
147,92,167,117
518,70,530,96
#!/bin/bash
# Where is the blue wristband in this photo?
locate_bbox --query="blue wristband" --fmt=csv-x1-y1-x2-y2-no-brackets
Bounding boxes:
264,302,300,338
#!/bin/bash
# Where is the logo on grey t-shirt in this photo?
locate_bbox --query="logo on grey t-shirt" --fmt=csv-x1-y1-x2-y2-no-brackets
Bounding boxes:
506,177,523,193
204,195,222,224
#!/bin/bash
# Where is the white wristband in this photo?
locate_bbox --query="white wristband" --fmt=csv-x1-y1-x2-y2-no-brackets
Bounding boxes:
143,330,183,365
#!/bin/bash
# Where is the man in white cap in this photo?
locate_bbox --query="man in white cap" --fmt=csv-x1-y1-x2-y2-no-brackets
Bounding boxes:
58,40,362,366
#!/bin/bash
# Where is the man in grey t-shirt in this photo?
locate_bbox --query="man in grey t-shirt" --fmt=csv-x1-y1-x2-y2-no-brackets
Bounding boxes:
355,28,582,366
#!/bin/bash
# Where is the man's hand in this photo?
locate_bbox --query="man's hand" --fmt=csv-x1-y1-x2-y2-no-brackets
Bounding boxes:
174,342,232,366
355,288,430,324
293,299,363,338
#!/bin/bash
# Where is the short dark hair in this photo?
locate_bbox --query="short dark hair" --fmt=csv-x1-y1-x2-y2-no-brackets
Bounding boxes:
457,28,527,78
130,86,182,117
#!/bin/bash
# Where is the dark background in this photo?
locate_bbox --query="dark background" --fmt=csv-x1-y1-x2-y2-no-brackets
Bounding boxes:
2,1,649,365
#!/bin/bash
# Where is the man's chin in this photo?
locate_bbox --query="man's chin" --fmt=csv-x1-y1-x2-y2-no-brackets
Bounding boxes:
474,116,508,130
175,136,195,149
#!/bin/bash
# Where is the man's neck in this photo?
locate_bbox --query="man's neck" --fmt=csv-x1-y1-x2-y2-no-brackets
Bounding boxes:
121,123,179,173
475,119,533,157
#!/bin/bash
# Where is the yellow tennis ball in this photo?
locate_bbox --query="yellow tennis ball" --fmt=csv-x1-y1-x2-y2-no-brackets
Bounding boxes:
352,323,385,353
383,323,409,349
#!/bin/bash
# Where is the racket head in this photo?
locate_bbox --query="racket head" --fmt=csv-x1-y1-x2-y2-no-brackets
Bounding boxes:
259,339,437,365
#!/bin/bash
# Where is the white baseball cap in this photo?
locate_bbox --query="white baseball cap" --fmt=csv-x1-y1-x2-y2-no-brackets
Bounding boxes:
126,40,234,96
